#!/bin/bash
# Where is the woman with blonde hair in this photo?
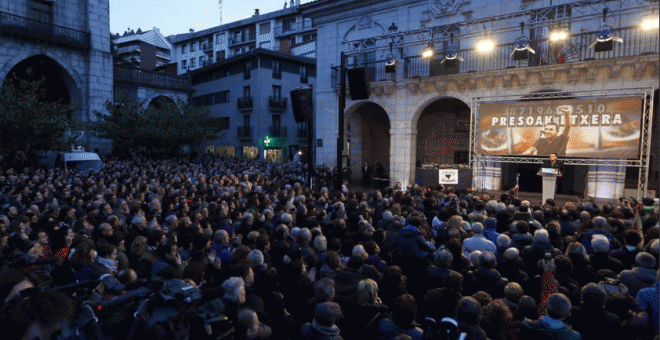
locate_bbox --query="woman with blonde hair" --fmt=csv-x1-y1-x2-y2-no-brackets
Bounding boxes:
341,278,390,340
565,242,597,285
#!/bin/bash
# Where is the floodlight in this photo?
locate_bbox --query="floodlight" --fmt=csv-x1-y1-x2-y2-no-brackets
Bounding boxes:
475,38,495,53
589,9,623,52
385,53,396,73
549,30,569,42
440,33,463,67
640,16,659,31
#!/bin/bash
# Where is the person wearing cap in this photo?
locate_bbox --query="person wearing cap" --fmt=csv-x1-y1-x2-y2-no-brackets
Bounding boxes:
300,301,344,340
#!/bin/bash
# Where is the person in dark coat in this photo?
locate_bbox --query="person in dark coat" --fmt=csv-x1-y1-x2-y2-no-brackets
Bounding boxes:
566,283,621,340
610,230,643,270
519,293,582,340
618,252,657,297
588,235,624,274
300,302,345,340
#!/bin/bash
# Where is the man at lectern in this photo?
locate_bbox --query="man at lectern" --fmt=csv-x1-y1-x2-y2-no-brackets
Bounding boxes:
538,153,563,177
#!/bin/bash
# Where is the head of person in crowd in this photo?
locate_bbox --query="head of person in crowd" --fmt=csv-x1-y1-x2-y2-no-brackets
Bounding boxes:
545,293,572,320
456,296,482,325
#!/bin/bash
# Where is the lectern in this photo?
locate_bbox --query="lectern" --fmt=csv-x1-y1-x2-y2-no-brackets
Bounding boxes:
540,167,559,203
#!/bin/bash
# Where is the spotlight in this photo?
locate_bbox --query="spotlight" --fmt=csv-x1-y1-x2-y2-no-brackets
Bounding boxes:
589,9,623,52
441,34,463,67
475,38,495,53
385,53,396,73
421,42,435,59
511,22,535,61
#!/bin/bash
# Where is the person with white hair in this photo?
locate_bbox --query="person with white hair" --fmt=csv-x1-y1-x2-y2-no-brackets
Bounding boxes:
462,222,496,257
582,215,614,254
589,234,624,274
521,229,560,277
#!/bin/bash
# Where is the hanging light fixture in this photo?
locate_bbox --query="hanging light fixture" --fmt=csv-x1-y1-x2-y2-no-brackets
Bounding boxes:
475,24,495,53
441,33,463,67
589,8,623,52
511,22,536,60
385,43,396,73
640,10,659,31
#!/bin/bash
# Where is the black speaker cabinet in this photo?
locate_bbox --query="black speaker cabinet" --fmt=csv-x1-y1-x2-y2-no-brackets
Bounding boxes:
346,68,370,100
290,88,313,123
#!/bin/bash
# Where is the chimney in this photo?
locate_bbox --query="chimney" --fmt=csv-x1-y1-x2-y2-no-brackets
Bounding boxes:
189,28,194,33
254,9,259,16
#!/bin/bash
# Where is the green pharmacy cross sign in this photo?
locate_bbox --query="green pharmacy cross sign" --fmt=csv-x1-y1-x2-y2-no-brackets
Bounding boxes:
261,135,283,147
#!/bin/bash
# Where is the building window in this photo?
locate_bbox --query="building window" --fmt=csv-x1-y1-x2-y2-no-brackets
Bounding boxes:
272,85,281,100
181,45,186,54
300,65,308,83
219,117,230,130
216,50,225,61
190,58,196,68
282,17,296,32
244,61,251,79
243,115,251,128
199,56,205,66
216,33,225,44
28,0,52,23
260,22,271,34
272,60,281,79
190,42,196,51
302,33,316,42
213,90,230,104
243,86,251,98
181,60,187,69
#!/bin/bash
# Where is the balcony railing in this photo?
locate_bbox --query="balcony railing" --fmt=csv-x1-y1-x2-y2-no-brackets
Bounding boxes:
0,11,91,50
331,59,396,87
331,25,658,87
237,96,253,112
268,96,287,113
237,126,253,141
155,50,170,59
228,33,257,46
274,20,314,37
113,66,192,92
268,126,288,139
201,43,213,51
117,45,141,54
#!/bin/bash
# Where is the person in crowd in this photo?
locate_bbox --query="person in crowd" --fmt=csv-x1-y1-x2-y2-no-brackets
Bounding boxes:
618,252,657,297
566,283,622,340
300,301,345,340
377,294,423,340
519,293,581,340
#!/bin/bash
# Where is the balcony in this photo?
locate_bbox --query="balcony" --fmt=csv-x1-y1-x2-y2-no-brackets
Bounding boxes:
0,11,91,50
268,126,288,139
237,126,253,141
331,25,658,87
113,65,192,92
274,20,314,37
268,96,287,113
237,96,253,112
201,43,213,52
155,50,170,60
228,33,257,47
117,45,141,54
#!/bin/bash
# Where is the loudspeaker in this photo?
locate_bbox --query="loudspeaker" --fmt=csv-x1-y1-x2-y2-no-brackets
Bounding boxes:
346,68,370,100
290,88,313,123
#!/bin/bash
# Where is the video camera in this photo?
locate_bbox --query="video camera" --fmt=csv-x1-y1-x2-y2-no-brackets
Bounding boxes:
423,316,467,340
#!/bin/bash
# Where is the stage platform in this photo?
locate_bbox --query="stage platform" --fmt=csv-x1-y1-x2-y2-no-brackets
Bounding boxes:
476,190,620,206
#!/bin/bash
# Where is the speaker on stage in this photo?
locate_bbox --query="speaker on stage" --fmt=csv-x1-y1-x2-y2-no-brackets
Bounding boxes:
290,88,313,123
347,68,370,100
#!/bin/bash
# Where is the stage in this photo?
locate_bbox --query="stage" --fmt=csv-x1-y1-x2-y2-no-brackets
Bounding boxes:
476,190,622,206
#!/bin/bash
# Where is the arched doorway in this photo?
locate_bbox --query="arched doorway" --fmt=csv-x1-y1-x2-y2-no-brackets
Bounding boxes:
147,95,178,110
2,54,81,119
347,102,391,185
415,97,471,166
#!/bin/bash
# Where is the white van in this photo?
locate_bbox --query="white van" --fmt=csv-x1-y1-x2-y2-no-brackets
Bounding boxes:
62,150,104,173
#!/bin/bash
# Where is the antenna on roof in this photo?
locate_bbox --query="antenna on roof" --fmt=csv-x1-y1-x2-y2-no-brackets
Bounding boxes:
219,0,223,25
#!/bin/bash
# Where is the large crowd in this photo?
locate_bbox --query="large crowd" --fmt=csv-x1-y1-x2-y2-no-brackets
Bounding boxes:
0,155,657,340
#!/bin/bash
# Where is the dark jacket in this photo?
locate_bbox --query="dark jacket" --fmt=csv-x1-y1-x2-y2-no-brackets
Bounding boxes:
566,305,621,340
519,317,582,340
300,320,344,340
589,253,625,274
391,225,435,265
618,266,657,297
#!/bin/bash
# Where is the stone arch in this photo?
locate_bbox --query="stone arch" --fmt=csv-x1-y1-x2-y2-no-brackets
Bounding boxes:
146,95,178,110
1,54,83,120
410,93,473,132
345,101,391,185
413,96,471,168
0,50,83,98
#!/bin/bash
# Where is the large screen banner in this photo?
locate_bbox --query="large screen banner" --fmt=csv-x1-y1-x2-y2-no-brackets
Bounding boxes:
477,97,643,159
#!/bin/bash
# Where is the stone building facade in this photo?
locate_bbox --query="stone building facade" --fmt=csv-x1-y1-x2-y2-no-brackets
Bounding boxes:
303,0,659,199
0,0,113,151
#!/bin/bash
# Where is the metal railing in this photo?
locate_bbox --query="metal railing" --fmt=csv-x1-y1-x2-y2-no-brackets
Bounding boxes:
274,20,314,37
113,66,191,92
155,50,170,59
331,59,396,87
268,126,288,139
237,126,253,140
268,96,287,112
237,96,253,111
228,33,257,46
117,45,141,54
403,25,658,79
0,11,91,50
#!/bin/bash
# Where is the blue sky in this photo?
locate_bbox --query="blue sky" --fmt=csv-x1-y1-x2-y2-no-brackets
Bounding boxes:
110,0,314,37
